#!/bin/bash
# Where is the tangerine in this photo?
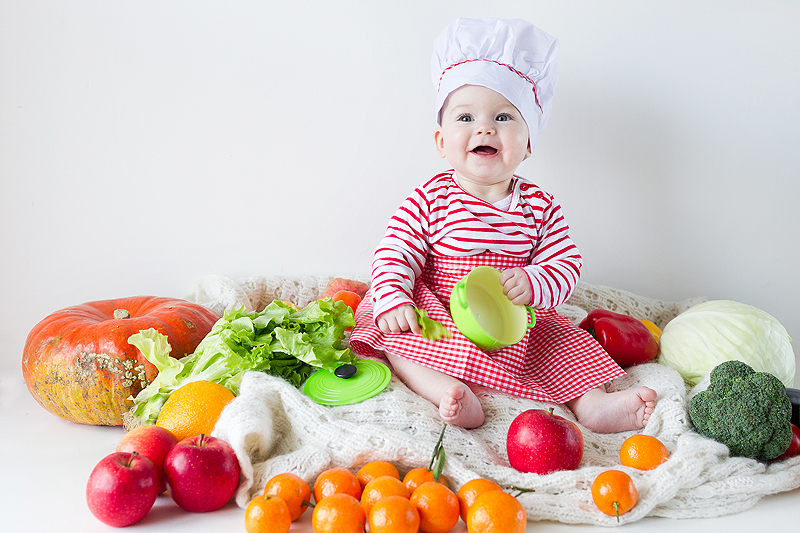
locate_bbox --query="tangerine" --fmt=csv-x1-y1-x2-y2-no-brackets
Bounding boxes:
403,467,449,493
456,478,503,522
369,495,421,533
312,493,366,533
361,475,410,516
332,290,362,312
466,490,527,533
357,460,400,489
619,434,669,470
155,380,235,442
263,472,311,521
244,495,291,533
409,481,460,533
591,469,638,521
313,466,362,503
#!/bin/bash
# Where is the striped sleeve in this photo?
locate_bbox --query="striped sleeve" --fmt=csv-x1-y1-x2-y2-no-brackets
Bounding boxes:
521,191,582,308
371,184,432,320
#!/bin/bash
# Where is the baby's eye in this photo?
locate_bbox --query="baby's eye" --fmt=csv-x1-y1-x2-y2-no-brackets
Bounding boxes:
457,114,473,122
496,113,512,122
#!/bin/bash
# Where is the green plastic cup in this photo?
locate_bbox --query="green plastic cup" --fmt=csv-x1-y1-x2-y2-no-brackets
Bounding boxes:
449,266,535,351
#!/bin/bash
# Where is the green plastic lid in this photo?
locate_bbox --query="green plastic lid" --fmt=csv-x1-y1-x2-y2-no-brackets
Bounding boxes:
304,359,391,406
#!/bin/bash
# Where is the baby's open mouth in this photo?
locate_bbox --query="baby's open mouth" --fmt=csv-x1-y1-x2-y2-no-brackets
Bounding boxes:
471,146,498,155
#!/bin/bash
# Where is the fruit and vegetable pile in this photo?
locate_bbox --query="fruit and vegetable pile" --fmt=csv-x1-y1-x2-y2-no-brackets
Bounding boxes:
20,276,800,529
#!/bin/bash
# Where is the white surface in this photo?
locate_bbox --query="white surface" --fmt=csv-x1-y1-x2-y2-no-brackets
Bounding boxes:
3,372,800,532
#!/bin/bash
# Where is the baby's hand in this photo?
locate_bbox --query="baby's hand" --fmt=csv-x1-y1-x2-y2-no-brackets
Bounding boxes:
377,304,422,335
500,267,532,306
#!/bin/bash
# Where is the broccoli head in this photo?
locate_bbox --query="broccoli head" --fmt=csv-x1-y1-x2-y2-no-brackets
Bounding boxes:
688,359,792,461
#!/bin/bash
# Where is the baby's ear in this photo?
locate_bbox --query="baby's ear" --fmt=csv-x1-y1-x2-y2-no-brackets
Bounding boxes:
433,128,447,158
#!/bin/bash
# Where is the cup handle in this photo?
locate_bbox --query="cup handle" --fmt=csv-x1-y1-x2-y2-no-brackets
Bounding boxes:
524,306,536,329
455,283,469,309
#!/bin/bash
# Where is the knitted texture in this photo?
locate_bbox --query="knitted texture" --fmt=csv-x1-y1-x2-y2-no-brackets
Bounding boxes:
187,274,800,526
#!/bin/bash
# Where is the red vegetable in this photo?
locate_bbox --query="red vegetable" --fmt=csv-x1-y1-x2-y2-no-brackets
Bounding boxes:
22,296,219,426
579,309,658,368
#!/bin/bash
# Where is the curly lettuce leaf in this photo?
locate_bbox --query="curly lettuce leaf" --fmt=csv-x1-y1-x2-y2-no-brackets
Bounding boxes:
414,308,452,341
128,299,356,424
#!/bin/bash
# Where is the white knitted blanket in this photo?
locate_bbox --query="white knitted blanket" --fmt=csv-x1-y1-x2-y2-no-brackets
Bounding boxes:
188,274,800,526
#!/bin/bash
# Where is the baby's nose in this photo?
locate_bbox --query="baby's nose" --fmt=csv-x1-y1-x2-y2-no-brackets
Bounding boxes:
475,122,495,135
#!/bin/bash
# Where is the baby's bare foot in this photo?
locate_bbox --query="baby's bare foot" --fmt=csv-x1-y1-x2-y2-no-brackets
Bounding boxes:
439,383,485,428
567,386,657,434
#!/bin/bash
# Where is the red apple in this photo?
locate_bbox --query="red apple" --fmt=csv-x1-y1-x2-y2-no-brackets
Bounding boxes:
774,423,800,461
86,451,159,527
116,425,178,492
164,434,241,512
506,408,584,474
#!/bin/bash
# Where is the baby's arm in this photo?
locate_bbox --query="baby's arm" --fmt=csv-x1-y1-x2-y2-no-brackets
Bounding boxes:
499,268,533,306
377,304,422,335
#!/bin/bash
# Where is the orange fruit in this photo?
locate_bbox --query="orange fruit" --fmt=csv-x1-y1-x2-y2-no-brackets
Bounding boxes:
369,495,421,533
312,493,366,533
244,495,291,533
263,472,311,521
402,467,449,493
591,469,638,521
332,290,362,312
619,434,669,470
466,490,527,533
456,478,503,522
361,475,410,516
155,380,235,442
409,481,460,533
313,466,362,503
357,460,400,489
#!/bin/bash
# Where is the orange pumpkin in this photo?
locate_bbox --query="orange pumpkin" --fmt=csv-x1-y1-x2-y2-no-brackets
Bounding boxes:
22,296,220,426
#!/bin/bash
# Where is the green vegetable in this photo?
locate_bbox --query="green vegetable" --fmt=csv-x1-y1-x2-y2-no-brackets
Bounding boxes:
658,300,795,387
414,308,451,341
688,360,792,461
128,299,356,424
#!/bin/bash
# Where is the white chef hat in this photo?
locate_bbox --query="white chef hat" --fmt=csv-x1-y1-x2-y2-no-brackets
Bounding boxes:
431,18,559,149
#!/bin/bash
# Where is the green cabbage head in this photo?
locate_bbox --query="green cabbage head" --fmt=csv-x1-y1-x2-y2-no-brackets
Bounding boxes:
658,300,795,387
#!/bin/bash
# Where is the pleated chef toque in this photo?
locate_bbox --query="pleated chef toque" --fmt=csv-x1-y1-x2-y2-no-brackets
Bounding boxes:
432,18,560,149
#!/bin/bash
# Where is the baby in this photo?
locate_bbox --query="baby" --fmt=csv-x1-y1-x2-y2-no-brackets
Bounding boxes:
349,18,656,432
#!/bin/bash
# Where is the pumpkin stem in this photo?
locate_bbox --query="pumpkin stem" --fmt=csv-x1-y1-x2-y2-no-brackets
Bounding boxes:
114,309,131,320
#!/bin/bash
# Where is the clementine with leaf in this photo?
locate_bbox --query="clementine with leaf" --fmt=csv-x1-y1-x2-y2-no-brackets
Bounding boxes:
403,467,449,493
591,469,638,521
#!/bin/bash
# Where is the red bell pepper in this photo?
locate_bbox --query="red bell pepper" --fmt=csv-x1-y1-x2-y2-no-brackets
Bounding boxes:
578,309,659,367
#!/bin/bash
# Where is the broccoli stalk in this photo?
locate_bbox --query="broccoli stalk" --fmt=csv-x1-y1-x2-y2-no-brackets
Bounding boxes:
688,360,792,461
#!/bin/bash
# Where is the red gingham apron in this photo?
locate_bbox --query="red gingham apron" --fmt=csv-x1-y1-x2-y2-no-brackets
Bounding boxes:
349,251,625,404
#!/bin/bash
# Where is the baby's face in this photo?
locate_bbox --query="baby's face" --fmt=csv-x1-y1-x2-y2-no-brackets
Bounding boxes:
435,85,531,200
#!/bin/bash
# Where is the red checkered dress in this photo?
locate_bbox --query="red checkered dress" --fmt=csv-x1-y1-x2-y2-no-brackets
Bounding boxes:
349,172,624,403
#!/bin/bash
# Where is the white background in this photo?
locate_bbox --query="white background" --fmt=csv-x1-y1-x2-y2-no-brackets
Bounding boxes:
1,1,799,532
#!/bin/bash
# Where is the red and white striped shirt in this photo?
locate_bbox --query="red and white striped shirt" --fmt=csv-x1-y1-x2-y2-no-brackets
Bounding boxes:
371,171,582,319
